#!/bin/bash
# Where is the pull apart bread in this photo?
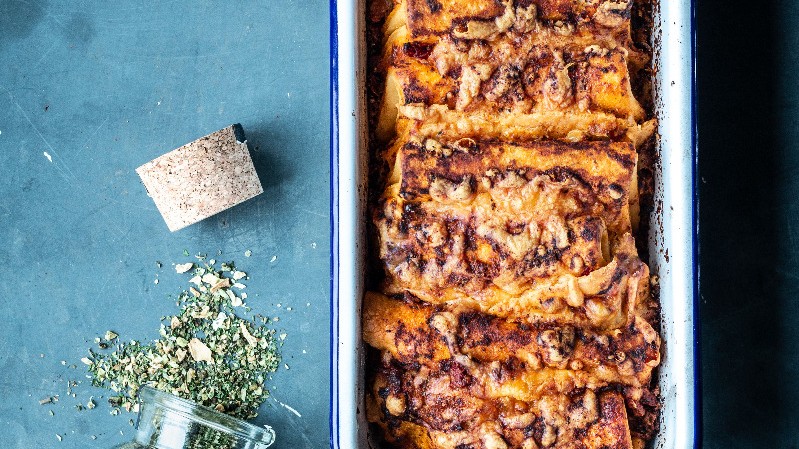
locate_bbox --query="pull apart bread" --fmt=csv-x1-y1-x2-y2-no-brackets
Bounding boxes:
363,292,660,449
375,137,647,330
365,1,661,448
375,0,655,145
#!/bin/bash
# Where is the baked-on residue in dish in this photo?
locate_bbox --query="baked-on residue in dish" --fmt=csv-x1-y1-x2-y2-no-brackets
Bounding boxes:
364,0,661,448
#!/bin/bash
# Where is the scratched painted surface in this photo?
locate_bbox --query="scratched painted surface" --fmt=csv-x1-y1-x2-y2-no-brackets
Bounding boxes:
0,1,330,448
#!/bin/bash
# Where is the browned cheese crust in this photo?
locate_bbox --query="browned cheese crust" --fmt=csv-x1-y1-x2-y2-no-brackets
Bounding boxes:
375,0,654,144
402,0,638,44
364,0,661,447
367,354,638,449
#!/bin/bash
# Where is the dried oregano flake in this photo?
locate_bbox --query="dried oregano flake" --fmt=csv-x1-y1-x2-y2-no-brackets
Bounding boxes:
84,259,280,419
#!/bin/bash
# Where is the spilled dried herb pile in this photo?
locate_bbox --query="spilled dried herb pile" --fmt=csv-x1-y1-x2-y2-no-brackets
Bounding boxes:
84,258,280,419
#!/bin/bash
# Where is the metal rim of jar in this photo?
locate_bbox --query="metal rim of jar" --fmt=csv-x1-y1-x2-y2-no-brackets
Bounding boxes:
137,386,275,447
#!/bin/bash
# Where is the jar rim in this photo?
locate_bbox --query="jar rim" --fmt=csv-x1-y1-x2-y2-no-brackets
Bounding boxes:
137,386,275,446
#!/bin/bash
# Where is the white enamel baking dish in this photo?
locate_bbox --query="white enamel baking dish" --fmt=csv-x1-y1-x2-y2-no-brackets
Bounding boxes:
329,1,699,447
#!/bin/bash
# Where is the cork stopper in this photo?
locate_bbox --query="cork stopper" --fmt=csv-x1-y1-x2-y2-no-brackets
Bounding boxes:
136,124,263,232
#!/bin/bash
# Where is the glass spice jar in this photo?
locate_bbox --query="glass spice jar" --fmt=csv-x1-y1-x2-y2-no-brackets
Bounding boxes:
111,386,275,449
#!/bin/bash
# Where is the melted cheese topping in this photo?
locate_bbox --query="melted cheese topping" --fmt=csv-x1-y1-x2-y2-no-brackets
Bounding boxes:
365,0,661,447
375,1,651,144
402,0,637,44
370,359,637,449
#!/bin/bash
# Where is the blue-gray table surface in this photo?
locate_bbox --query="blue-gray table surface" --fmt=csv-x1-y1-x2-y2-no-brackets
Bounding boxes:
0,2,330,448
3,0,799,448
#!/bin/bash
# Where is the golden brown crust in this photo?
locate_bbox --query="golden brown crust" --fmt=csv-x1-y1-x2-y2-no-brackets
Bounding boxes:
365,0,660,447
368,354,638,449
397,105,654,146
386,35,643,119
373,137,648,330
394,137,637,235
405,0,507,38
403,0,637,44
375,1,649,143
363,292,660,387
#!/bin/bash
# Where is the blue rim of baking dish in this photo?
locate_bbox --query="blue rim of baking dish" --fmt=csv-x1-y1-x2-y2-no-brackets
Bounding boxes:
327,1,703,446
